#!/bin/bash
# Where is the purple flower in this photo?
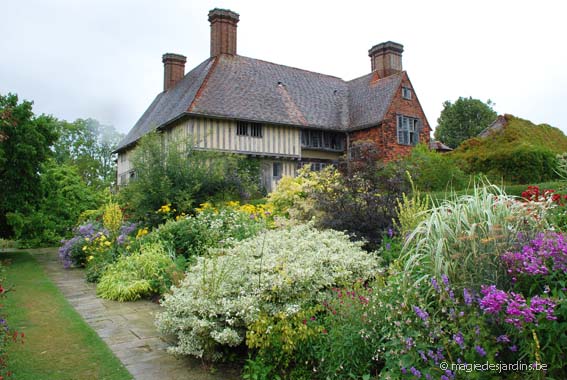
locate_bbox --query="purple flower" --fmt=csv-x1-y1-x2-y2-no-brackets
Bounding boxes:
431,277,440,292
405,337,414,349
463,288,473,306
496,334,510,343
385,243,391,251
409,367,421,378
509,345,517,352
479,285,508,314
413,306,429,322
418,350,427,362
453,332,465,349
475,345,486,357
388,228,394,238
441,274,450,286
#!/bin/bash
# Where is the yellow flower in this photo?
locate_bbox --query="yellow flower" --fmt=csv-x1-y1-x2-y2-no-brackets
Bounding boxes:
85,237,90,242
136,228,149,239
87,255,94,261
82,246,87,251
104,241,111,247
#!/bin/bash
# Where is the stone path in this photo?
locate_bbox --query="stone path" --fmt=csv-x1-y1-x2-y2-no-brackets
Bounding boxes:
27,248,240,380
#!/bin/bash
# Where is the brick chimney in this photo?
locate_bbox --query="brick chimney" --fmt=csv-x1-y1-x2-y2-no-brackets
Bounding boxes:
368,41,404,77
162,53,186,92
208,8,239,56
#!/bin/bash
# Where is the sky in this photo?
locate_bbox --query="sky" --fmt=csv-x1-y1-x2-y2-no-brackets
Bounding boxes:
2,0,567,136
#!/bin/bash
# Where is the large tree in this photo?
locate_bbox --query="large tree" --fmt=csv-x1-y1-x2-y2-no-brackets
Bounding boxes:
0,93,58,238
53,118,123,189
434,97,497,148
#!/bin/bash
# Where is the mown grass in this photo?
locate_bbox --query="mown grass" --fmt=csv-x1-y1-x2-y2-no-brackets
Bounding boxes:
1,251,132,380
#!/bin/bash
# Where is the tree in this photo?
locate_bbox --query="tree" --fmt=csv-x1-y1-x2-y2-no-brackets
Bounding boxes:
118,131,262,225
0,93,58,238
434,97,497,148
53,118,123,189
7,162,100,246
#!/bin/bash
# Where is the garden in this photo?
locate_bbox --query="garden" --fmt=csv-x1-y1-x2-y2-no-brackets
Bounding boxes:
53,142,567,379
2,93,566,379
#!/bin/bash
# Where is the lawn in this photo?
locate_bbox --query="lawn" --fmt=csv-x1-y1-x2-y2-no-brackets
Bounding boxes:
1,251,132,380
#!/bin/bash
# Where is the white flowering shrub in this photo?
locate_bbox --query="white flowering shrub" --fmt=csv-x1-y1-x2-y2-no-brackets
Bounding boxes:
155,223,381,360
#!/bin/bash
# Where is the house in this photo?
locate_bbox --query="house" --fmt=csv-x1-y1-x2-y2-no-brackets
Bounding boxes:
114,8,431,192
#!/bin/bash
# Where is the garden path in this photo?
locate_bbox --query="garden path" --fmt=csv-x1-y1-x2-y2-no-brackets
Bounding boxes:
28,248,240,380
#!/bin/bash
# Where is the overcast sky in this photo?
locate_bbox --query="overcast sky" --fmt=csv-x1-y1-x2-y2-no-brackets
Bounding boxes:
2,0,566,136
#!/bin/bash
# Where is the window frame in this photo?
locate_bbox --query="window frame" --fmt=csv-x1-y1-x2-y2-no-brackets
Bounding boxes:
272,162,282,178
402,86,412,100
396,115,420,146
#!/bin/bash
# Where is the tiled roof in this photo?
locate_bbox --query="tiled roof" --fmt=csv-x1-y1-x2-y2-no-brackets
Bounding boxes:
116,54,402,152
347,72,402,130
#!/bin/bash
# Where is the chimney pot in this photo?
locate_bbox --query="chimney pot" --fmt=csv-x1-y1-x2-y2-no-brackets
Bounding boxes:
368,41,403,77
162,53,186,92
208,8,239,57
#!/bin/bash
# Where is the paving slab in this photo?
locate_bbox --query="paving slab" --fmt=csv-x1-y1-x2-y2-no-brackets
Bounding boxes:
24,248,241,380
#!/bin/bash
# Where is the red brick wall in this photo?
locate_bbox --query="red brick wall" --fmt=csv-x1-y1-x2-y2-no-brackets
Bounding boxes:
350,72,431,162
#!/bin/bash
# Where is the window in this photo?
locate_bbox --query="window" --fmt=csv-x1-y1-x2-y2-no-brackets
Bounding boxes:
237,121,263,138
236,121,248,136
120,154,126,163
310,162,327,172
273,162,282,178
402,87,412,100
119,173,128,186
301,130,344,151
250,123,263,138
397,115,420,146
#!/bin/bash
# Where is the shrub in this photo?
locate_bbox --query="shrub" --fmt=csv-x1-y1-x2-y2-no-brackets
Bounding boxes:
96,241,175,301
118,132,263,226
401,183,549,291
156,224,381,361
149,205,265,260
309,153,407,251
398,144,468,191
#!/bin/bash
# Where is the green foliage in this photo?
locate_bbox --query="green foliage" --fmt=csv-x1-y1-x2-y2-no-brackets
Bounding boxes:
434,96,497,148
246,306,323,376
118,131,262,226
156,224,380,361
7,162,100,247
53,118,124,189
0,93,58,238
299,286,379,379
149,206,265,260
452,115,567,184
398,144,468,191
394,172,430,237
96,241,175,301
401,183,548,291
310,143,408,250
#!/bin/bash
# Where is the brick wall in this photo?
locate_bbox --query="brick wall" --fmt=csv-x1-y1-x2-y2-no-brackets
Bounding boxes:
350,72,431,162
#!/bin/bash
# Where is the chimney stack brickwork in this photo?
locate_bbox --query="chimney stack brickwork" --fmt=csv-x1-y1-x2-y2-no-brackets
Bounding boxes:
209,8,240,56
368,41,404,78
162,53,186,92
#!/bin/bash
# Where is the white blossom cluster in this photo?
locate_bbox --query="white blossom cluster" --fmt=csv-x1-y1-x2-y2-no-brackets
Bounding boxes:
155,223,380,360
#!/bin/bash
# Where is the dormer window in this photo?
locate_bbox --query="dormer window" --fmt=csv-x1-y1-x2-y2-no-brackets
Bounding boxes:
402,87,412,100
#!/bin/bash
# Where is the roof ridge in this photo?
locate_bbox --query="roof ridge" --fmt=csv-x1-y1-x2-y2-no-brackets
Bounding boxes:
235,54,346,82
187,55,219,112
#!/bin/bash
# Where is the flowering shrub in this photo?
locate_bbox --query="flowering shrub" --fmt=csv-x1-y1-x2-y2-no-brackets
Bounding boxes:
156,224,380,361
96,241,176,301
58,222,106,268
149,205,265,260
